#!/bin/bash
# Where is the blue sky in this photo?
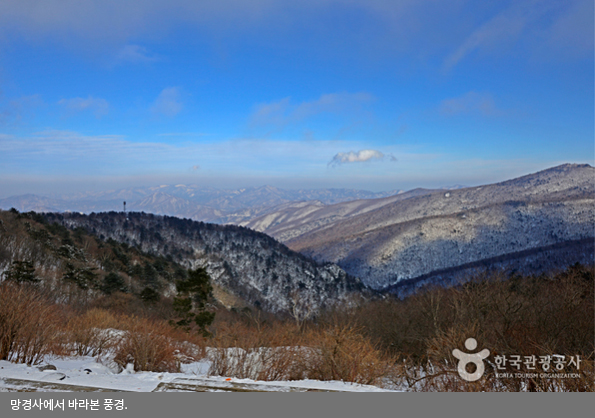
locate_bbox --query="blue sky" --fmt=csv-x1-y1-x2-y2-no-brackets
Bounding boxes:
0,0,593,197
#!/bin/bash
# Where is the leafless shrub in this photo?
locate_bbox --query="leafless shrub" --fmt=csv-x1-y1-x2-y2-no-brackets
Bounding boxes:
207,320,391,385
64,309,124,357
112,317,184,373
306,324,391,385
0,283,60,365
207,321,308,381
111,316,205,373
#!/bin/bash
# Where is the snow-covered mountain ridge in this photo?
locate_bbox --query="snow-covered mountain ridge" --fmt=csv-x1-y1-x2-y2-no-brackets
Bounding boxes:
280,164,594,290
44,211,362,314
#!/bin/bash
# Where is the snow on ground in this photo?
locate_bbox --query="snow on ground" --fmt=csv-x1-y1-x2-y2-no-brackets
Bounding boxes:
0,356,400,392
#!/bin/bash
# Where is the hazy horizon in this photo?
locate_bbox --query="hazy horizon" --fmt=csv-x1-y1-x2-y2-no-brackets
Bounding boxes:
2,161,592,200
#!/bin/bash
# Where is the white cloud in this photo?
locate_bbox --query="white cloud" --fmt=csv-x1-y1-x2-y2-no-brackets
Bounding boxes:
58,96,109,118
328,149,396,166
439,91,500,117
150,87,183,117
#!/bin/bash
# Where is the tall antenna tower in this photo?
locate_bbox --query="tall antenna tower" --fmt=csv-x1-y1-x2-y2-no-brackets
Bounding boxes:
123,201,126,213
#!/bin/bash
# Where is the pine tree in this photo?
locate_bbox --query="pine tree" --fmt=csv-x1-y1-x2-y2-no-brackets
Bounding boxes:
62,263,98,290
170,267,215,337
100,272,127,295
139,286,160,303
3,261,38,284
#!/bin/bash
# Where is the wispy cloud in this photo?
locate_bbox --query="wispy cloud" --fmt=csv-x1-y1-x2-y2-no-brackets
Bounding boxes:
58,96,109,118
443,0,592,70
0,94,42,125
0,1,590,68
251,97,291,127
250,92,375,129
439,91,500,117
158,132,208,137
1,130,402,176
546,0,594,57
115,44,159,65
0,130,183,177
151,87,183,118
1,130,153,158
328,149,396,167
444,10,527,70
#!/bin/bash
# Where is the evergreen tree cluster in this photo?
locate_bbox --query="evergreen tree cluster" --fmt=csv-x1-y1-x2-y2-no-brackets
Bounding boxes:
171,267,215,337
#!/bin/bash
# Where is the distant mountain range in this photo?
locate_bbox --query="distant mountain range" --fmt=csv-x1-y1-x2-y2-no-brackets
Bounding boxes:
272,163,594,291
3,164,592,298
0,185,405,224
237,188,438,242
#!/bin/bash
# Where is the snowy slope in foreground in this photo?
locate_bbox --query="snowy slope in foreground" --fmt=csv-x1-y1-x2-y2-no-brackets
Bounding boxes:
0,357,399,392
